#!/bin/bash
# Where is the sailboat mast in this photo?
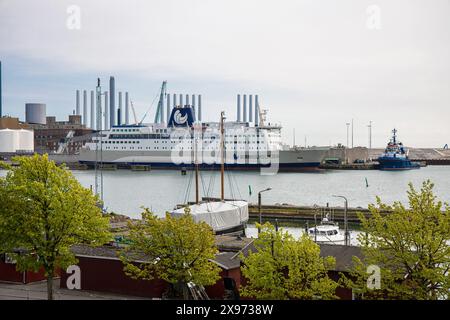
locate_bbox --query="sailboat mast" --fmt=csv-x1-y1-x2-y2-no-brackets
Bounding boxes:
220,111,225,201
195,132,199,204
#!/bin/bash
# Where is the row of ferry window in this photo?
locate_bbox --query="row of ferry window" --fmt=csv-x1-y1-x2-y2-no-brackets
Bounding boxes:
104,140,266,145
111,128,140,132
103,146,267,151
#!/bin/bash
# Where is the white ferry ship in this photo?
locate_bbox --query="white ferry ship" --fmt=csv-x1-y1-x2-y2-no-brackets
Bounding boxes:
79,100,328,171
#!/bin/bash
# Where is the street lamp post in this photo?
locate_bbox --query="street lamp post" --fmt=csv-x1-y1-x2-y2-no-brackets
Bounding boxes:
333,195,349,246
258,188,272,234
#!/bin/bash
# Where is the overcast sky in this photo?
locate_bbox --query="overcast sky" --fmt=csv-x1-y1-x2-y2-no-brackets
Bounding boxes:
1,0,449,147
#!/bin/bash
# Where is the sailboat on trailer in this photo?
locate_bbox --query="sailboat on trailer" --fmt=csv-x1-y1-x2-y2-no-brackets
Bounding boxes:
170,111,249,235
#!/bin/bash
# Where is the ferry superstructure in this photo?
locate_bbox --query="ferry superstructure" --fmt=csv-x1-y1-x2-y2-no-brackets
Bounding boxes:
79,103,328,171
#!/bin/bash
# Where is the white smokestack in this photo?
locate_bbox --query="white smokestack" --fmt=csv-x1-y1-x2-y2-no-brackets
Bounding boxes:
167,94,171,123
243,94,247,122
249,95,253,122
255,95,259,126
104,91,109,130
198,94,202,121
83,90,87,126
192,94,196,121
125,92,129,125
118,91,122,125
237,94,241,122
76,90,80,115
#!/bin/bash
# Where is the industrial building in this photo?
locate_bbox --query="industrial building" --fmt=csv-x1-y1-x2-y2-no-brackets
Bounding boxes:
29,115,93,154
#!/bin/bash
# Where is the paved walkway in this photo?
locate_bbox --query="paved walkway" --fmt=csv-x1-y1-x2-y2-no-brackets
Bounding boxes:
0,280,150,300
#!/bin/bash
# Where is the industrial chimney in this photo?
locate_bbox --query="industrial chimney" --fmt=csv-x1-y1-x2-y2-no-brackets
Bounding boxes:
198,95,202,121
249,95,253,122
237,94,241,122
243,94,247,122
109,77,115,127
125,92,129,125
118,91,122,125
192,94,196,121
104,91,109,130
166,93,171,123
83,90,87,126
255,95,259,126
173,93,177,108
76,90,80,115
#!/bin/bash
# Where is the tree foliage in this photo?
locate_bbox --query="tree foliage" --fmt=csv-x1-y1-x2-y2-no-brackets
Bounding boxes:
119,208,221,299
0,154,111,299
240,223,338,300
349,180,450,300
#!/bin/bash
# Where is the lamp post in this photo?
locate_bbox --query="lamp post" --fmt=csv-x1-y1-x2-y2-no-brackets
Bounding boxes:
368,121,372,150
333,195,349,246
258,188,272,234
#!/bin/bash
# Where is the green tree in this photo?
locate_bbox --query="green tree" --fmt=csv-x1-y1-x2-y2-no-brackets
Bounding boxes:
120,208,221,299
240,223,338,300
348,180,450,300
0,154,111,300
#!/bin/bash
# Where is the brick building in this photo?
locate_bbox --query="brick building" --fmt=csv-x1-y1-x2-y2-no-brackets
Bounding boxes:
29,115,93,154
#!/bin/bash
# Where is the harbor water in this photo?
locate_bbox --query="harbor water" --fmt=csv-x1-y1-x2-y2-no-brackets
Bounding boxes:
71,166,450,218
2,166,449,219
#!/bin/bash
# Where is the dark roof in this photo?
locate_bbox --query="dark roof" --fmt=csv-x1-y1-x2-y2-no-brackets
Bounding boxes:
211,252,241,270
70,244,241,270
71,244,119,259
319,244,362,272
70,241,363,273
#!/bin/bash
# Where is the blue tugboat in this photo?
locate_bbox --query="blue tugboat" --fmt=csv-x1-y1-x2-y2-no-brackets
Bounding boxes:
377,129,420,170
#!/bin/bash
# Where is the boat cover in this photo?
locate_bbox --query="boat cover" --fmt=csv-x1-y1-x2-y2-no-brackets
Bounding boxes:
171,201,249,232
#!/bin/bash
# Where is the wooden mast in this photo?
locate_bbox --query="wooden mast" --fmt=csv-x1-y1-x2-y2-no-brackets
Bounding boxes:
195,128,199,204
220,111,225,201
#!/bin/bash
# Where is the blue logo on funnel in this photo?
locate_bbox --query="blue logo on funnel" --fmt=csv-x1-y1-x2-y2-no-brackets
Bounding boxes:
168,107,195,127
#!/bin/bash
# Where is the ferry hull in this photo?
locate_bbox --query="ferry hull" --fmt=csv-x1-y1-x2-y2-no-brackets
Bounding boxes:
79,149,327,172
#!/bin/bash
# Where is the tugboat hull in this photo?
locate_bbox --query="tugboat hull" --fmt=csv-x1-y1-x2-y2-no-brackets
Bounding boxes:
377,157,420,170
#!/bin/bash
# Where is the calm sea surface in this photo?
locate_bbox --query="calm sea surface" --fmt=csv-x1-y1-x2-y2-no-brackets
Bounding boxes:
2,166,449,219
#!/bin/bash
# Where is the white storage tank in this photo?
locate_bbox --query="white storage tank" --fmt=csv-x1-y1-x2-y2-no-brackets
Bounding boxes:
18,129,34,152
0,129,19,153
26,103,46,125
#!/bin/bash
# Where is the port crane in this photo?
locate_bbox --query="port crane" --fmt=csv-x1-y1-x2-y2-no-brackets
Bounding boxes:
56,130,75,154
